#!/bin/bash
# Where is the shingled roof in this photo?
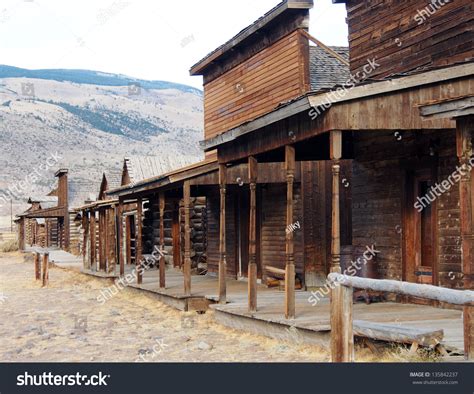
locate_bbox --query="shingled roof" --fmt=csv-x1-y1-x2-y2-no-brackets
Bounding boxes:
123,156,201,185
309,45,350,91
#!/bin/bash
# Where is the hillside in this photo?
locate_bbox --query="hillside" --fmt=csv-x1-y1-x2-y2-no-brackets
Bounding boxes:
0,66,204,216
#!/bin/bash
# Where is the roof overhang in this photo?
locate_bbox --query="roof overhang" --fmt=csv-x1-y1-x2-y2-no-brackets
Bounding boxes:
201,62,474,151
418,94,474,120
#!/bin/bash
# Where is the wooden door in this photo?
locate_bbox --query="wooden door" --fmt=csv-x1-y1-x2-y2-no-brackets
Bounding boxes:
403,167,438,285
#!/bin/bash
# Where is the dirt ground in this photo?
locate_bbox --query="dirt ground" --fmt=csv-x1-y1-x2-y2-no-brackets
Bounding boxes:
0,252,336,362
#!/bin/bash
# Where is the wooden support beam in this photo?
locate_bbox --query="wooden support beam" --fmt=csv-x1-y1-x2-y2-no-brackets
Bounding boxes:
90,210,96,271
117,203,124,276
159,192,166,289
464,305,474,360
219,164,227,304
330,130,342,273
42,252,49,287
81,212,89,269
34,252,41,280
107,207,116,274
18,218,25,251
248,156,258,313
125,215,132,266
330,283,354,362
285,145,296,319
45,220,49,248
456,116,474,289
136,198,143,284
183,181,192,296
98,210,105,271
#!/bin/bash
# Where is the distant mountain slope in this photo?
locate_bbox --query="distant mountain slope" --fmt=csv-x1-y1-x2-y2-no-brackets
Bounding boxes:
0,67,204,216
0,65,202,94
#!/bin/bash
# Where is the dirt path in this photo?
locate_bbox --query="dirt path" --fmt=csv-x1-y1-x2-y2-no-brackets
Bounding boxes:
0,252,333,362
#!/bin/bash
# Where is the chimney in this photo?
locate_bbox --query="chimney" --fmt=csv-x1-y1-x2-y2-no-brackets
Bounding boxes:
54,169,69,208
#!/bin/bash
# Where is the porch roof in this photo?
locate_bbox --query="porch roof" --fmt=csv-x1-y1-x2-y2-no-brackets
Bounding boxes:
201,62,474,153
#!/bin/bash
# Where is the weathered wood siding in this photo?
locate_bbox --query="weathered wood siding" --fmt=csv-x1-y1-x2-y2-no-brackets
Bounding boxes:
345,0,473,80
352,130,462,288
204,30,309,143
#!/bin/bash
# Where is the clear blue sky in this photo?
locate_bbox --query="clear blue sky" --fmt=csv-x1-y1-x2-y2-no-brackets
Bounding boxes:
0,0,348,89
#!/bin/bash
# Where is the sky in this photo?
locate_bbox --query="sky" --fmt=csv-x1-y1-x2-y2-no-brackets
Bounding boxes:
0,0,348,89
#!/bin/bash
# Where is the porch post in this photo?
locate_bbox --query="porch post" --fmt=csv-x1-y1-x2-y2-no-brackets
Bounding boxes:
98,209,105,271
457,116,474,290
330,130,342,273
159,192,166,289
90,209,96,271
183,181,192,296
18,218,25,251
82,211,89,269
248,156,258,313
285,145,296,319
45,219,49,248
136,198,143,284
219,164,227,304
117,202,124,276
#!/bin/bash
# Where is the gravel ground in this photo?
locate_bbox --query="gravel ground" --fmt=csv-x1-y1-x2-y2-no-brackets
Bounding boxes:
0,252,333,362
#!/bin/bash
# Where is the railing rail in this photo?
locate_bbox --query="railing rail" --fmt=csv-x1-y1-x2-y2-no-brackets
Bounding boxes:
327,273,474,362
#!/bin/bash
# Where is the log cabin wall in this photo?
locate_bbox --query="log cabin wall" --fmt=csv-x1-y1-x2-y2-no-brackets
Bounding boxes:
69,212,82,255
343,0,473,80
180,197,207,270
352,129,462,288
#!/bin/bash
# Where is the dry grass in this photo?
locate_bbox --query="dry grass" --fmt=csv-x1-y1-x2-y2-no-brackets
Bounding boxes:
0,239,19,253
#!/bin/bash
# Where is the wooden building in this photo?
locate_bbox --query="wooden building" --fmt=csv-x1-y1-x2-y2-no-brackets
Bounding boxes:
199,0,473,318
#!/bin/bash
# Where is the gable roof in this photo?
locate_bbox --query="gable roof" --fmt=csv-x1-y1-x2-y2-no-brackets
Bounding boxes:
123,156,201,185
309,46,349,91
190,0,313,75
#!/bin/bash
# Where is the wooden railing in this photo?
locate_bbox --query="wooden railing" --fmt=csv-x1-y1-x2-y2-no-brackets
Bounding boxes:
328,273,474,362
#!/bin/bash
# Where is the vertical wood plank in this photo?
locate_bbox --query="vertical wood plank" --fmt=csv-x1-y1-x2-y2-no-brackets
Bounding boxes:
219,164,227,304
330,130,342,273
98,210,105,271
107,206,116,274
136,198,143,284
457,117,474,289
81,211,88,269
285,145,296,319
330,283,354,362
125,215,131,266
42,252,49,287
34,252,41,280
159,192,166,289
183,181,192,296
248,156,258,313
90,210,96,271
464,305,474,360
117,203,124,276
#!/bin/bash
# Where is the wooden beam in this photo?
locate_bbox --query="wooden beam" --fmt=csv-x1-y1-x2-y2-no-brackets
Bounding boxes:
117,203,124,276
330,282,354,362
248,156,258,313
42,252,49,287
464,305,474,360
183,181,192,296
299,29,349,66
285,145,296,319
98,210,105,271
90,210,96,271
328,274,474,305
107,207,116,274
219,164,227,304
330,130,342,273
34,252,41,280
159,192,166,289
457,116,474,289
136,198,143,284
81,212,88,269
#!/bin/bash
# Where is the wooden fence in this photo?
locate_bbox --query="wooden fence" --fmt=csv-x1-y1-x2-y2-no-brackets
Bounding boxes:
328,273,474,362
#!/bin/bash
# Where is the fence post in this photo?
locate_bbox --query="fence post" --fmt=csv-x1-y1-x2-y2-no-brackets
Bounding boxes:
34,252,41,280
330,282,354,362
464,305,473,360
42,252,49,287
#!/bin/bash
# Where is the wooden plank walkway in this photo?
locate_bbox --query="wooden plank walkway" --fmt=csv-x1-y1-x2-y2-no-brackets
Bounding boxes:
25,247,82,271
